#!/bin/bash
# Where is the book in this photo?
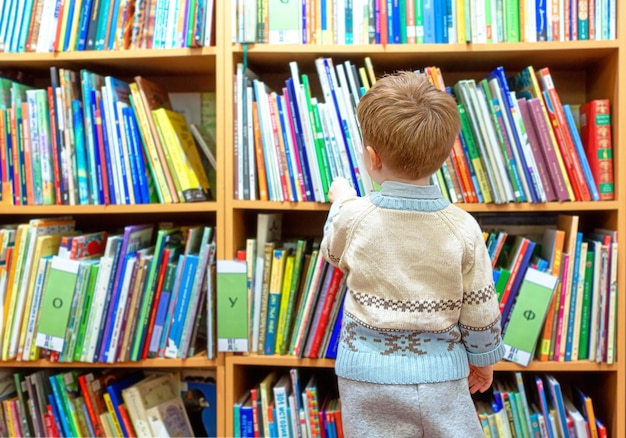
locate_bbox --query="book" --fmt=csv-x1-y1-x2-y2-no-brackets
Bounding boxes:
34,256,80,353
502,268,559,366
145,395,194,437
216,260,248,352
579,99,614,200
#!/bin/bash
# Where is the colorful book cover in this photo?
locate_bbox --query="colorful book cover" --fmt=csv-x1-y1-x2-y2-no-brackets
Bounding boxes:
216,260,248,352
503,267,559,366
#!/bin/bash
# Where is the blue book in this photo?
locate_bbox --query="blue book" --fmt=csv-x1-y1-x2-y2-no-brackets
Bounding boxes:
104,77,132,204
239,395,254,437
148,261,178,357
80,71,99,203
90,89,106,204
48,374,73,437
433,0,446,43
284,77,314,200
422,0,436,43
121,106,143,204
276,93,299,201
158,255,185,356
99,96,117,204
62,1,78,51
563,104,600,201
182,379,217,437
106,0,121,50
17,0,35,52
321,58,364,196
536,0,548,40
99,224,153,362
47,392,66,437
166,254,199,357
125,106,152,204
488,67,539,202
565,232,584,361
76,0,95,50
73,99,91,205
325,298,345,359
545,376,571,438
99,253,135,362
105,372,144,437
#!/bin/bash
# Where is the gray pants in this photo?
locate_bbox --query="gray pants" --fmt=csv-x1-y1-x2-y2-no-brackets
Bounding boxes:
337,377,483,438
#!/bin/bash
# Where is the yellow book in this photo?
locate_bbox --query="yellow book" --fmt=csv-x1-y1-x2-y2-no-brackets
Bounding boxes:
2,224,29,360
128,83,173,204
274,253,295,354
151,110,186,200
103,392,125,437
456,0,466,43
67,0,84,50
364,57,376,85
56,0,73,51
263,247,289,355
152,108,211,202
257,241,277,354
16,234,63,360
122,373,177,437
358,67,370,92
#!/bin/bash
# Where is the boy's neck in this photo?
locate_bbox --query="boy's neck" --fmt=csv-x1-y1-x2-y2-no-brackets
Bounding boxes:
382,176,432,186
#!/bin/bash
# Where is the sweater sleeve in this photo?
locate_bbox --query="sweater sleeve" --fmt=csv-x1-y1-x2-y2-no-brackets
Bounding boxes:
320,196,358,268
459,227,505,366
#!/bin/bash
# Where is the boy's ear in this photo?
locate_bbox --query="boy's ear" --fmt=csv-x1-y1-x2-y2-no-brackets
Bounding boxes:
366,146,382,170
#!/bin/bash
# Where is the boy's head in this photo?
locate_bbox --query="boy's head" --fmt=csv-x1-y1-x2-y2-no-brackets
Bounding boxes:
356,71,461,181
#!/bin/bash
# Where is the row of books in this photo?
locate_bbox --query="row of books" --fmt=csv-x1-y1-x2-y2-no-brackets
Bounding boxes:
217,213,344,359
233,0,616,45
475,372,607,438
490,215,617,366
234,369,342,438
0,72,216,206
0,0,215,53
235,57,614,204
0,368,216,438
0,218,217,363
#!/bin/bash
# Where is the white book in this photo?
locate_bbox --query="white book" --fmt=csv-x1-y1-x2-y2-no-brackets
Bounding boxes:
106,256,137,363
81,236,122,362
253,79,282,201
472,83,516,203
235,64,245,199
290,61,323,202
116,101,136,205
101,85,123,204
247,85,257,200
487,77,531,202
204,0,215,46
273,374,292,438
525,0,537,42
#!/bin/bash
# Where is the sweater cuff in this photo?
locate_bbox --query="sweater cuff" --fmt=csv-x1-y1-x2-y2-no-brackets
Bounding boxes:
467,343,506,367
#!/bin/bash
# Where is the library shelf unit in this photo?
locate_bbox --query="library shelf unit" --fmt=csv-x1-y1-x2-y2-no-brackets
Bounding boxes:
221,5,625,438
0,1,229,433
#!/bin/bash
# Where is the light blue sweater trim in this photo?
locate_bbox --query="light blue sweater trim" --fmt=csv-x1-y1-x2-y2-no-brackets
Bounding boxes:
335,314,504,384
369,181,450,211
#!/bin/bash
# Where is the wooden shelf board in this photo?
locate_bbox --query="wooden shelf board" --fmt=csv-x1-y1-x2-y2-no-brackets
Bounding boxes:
229,200,617,213
0,355,219,368
1,48,217,76
226,354,335,368
233,41,618,72
0,202,218,215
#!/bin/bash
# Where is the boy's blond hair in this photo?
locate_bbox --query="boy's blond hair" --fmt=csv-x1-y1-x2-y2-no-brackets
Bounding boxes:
356,71,461,180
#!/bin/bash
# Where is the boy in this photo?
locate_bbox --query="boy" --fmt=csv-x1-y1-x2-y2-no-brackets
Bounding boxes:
321,71,504,437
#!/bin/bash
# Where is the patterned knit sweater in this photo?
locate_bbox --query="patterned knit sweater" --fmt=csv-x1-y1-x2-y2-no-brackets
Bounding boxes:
321,181,504,384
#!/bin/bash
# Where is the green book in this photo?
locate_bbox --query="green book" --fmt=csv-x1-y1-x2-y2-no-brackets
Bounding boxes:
35,256,80,353
217,260,249,352
73,263,99,362
577,249,595,359
502,267,558,366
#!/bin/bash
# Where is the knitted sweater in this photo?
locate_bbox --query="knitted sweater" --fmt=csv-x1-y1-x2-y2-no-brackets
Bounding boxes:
321,181,504,384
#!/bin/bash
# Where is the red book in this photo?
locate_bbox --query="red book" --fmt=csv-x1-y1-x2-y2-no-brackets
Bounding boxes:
78,373,105,437
536,68,591,201
44,405,61,437
498,237,531,313
307,268,344,358
47,87,62,205
140,247,171,359
579,99,614,200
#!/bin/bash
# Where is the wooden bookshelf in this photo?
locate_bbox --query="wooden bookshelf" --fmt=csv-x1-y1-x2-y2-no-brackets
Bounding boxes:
0,1,624,437
221,5,626,438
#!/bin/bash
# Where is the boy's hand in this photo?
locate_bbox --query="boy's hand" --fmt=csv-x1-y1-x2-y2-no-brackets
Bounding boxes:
328,177,357,203
468,364,493,394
